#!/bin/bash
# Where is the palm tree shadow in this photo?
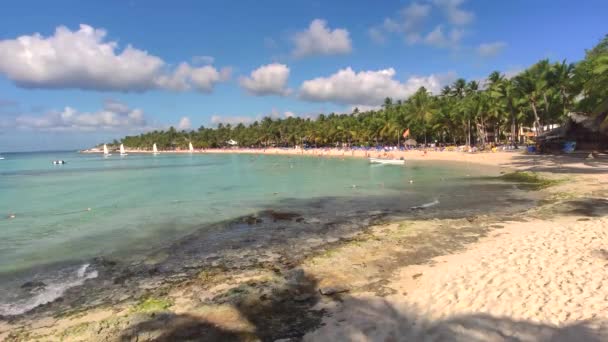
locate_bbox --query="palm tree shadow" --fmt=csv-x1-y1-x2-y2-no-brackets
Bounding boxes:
308,295,608,342
118,268,324,341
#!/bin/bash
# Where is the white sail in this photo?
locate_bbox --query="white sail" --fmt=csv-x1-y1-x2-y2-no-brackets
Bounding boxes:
103,144,111,157
153,143,159,155
189,142,194,152
120,144,127,156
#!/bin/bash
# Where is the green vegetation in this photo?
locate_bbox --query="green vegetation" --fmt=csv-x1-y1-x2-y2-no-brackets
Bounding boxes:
131,297,172,313
109,36,608,149
500,171,563,190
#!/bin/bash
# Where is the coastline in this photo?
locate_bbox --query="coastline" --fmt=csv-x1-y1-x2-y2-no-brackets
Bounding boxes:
83,146,526,168
2,152,608,341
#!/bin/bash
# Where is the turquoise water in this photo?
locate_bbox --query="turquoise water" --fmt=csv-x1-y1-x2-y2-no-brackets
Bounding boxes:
0,151,517,315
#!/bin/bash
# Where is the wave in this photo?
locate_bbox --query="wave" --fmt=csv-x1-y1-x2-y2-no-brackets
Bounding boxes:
410,199,440,210
0,263,98,316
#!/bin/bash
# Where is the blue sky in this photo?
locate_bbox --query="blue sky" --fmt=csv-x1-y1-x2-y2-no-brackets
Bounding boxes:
0,0,606,151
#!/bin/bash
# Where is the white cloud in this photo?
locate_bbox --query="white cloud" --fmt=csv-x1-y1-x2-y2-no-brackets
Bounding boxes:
423,26,463,48
13,99,148,132
192,55,214,65
0,24,230,92
369,1,473,48
155,63,231,92
477,41,507,57
284,111,296,118
210,115,255,125
292,19,352,58
433,0,474,25
239,63,290,96
349,105,383,113
177,117,192,130
401,2,432,31
299,67,456,106
368,27,386,45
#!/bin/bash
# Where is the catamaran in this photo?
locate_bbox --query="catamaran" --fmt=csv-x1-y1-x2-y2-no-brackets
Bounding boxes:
120,144,128,156
103,144,112,157
369,158,405,165
153,143,160,155
189,142,194,153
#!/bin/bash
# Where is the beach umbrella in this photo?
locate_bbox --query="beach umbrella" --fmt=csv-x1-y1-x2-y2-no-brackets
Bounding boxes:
404,139,417,146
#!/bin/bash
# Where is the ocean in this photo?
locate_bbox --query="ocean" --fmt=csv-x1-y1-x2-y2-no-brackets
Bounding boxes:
0,151,533,315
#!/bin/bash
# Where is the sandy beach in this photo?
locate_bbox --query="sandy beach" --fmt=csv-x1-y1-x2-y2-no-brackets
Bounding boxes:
3,150,608,341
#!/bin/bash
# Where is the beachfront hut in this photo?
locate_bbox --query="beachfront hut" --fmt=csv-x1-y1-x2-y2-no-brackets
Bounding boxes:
537,112,608,153
404,139,417,147
226,139,238,146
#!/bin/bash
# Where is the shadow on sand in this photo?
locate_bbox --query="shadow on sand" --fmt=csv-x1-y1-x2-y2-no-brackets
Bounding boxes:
116,267,608,342
508,153,608,174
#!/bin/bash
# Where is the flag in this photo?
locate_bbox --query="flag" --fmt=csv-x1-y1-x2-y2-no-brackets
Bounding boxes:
403,129,410,138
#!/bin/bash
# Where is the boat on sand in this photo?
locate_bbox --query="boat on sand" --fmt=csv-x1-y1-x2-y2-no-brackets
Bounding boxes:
369,158,405,165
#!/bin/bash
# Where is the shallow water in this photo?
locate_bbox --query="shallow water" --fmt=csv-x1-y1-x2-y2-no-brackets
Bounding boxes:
0,151,527,315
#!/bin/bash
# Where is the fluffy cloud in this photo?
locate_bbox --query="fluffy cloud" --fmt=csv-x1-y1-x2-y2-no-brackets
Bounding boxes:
0,24,230,92
299,67,456,106
292,19,352,58
433,0,474,25
155,63,231,92
210,115,255,125
177,117,192,130
368,27,386,45
210,109,298,126
424,26,464,48
401,2,432,32
13,99,148,132
369,1,472,48
192,55,214,65
477,41,507,57
239,63,290,96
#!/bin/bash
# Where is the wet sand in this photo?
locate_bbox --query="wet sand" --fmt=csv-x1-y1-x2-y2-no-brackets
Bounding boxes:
3,151,608,341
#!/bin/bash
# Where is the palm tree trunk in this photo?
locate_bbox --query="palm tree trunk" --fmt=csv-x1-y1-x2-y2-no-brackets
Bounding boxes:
530,101,541,137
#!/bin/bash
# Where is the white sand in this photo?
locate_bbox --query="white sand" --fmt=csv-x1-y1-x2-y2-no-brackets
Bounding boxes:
305,215,608,341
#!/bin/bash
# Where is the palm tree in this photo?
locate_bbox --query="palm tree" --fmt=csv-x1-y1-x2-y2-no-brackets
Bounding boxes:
407,87,435,145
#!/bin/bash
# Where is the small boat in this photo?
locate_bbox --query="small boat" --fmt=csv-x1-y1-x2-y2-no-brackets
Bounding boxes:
369,158,405,165
52,160,66,165
189,142,194,153
153,143,160,155
103,144,112,157
0,156,4,160
120,144,128,156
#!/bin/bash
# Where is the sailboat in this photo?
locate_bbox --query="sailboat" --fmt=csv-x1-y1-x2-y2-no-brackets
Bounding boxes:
152,143,160,155
120,144,128,156
189,142,194,153
103,144,112,157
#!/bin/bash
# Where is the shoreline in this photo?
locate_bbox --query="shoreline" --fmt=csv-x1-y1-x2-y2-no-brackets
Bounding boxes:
2,152,608,341
82,146,528,168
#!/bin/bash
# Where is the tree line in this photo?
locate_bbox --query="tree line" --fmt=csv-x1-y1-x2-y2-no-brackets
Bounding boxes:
113,35,608,150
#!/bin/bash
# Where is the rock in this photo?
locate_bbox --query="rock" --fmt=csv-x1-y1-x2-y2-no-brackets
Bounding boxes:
21,281,46,290
242,215,262,225
263,210,301,221
293,293,313,302
319,286,349,296
93,256,118,268
286,269,308,286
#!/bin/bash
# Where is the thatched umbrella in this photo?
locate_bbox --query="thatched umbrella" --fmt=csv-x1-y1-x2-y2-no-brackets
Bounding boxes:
404,139,417,146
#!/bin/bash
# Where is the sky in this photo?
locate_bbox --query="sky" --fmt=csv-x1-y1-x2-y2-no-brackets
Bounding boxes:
0,0,606,151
